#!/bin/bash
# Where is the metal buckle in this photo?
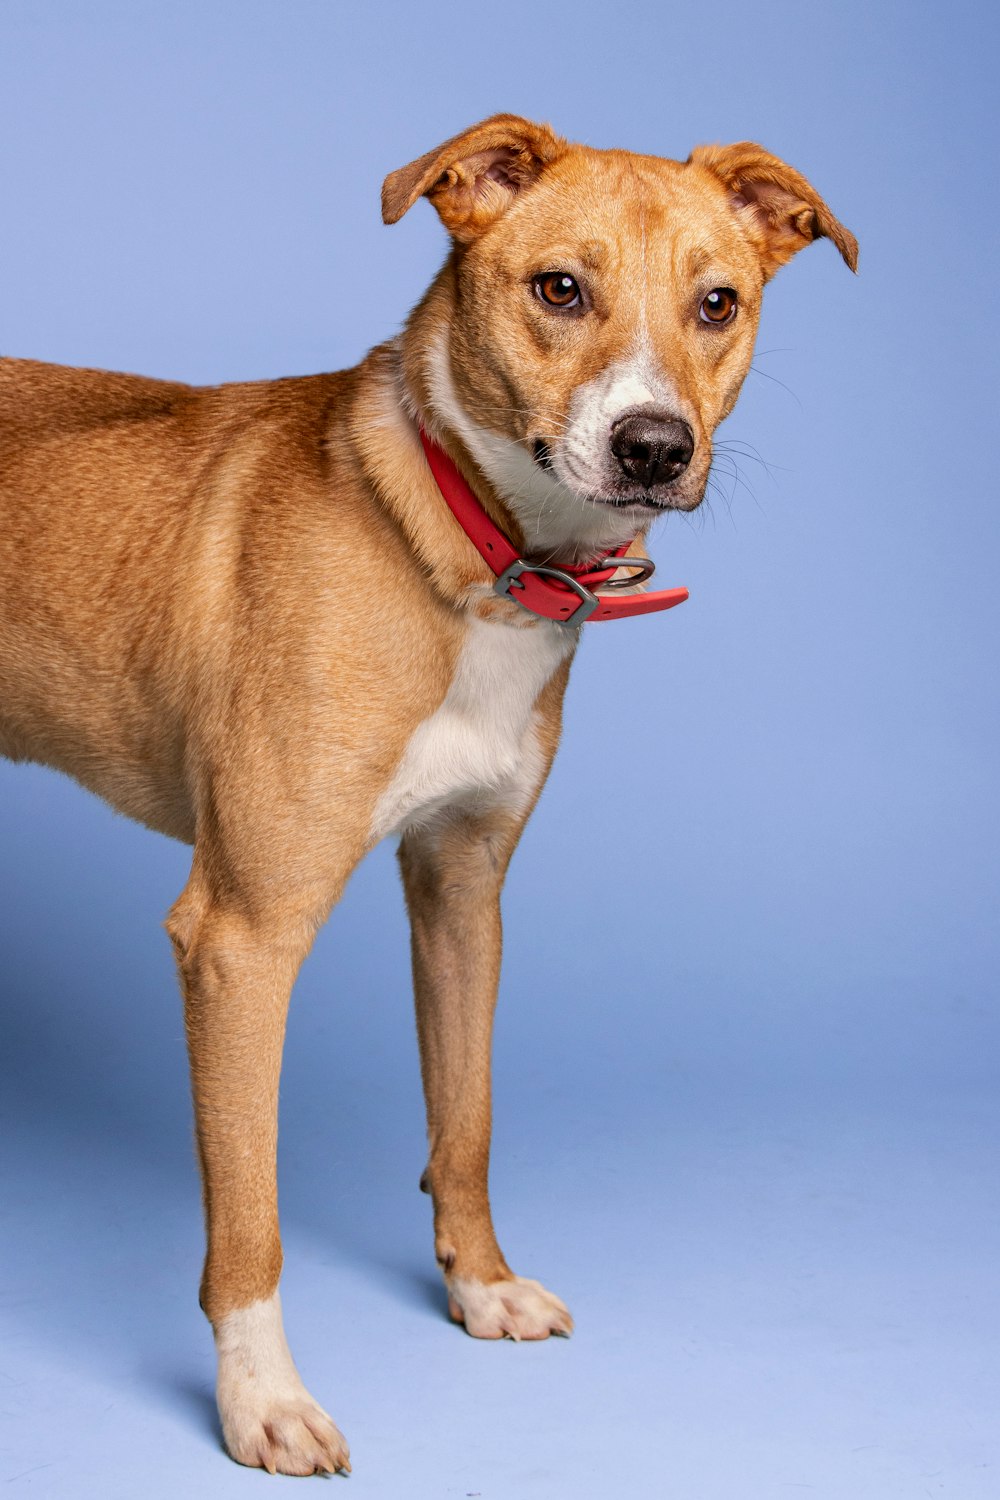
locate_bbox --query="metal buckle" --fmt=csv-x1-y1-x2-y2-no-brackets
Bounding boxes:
494,559,600,626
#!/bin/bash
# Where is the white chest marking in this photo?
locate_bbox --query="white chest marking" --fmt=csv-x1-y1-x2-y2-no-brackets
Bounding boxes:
370,616,573,842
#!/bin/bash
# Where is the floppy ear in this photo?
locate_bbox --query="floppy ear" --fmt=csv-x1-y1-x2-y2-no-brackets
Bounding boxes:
689,142,858,279
381,113,566,242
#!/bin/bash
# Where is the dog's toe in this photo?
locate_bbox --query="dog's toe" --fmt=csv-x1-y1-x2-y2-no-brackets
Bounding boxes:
448,1274,573,1341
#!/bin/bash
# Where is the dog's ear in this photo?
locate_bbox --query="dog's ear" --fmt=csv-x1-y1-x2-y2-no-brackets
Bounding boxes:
689,142,858,279
381,113,566,241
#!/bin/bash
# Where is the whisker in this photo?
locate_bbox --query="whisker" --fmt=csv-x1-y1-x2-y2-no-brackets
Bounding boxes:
707,451,765,517
704,475,736,530
748,364,804,412
714,439,788,479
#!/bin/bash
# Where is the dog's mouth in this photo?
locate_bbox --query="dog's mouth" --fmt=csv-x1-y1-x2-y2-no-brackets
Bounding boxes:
588,492,692,512
531,435,702,513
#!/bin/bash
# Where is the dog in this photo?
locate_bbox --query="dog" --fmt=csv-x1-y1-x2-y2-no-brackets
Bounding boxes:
0,114,856,1475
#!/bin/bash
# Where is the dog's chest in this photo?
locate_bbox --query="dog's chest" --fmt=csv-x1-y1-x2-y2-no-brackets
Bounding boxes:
371,617,573,841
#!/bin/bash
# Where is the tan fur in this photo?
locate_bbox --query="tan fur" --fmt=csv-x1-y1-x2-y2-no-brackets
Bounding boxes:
0,114,855,1475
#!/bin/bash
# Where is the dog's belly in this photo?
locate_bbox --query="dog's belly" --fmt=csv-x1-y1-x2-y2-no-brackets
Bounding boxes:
0,703,196,843
370,615,573,841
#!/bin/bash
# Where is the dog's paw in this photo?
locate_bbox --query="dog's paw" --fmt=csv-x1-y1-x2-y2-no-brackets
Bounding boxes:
220,1388,350,1477
214,1294,349,1475
447,1274,573,1341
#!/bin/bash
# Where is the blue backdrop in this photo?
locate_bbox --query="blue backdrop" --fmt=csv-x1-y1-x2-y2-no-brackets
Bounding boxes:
2,3,997,1496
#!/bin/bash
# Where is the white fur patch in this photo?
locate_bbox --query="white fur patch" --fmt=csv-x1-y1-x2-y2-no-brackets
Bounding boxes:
448,1274,574,1340
369,614,572,843
556,345,688,498
215,1292,348,1475
216,1292,302,1398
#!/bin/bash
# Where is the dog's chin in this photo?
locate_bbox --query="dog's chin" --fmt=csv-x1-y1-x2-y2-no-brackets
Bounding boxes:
584,486,705,515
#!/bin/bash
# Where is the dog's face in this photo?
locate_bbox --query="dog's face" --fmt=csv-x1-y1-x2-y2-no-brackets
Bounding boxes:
385,116,857,554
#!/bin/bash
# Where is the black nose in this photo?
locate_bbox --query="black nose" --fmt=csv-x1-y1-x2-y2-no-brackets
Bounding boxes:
610,413,694,488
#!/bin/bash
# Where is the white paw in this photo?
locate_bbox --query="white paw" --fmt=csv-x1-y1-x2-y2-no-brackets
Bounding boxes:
448,1275,574,1341
220,1386,350,1476
217,1380,347,1476
215,1292,350,1476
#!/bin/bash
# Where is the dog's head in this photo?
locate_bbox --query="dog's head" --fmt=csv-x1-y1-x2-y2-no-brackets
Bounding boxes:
384,115,857,558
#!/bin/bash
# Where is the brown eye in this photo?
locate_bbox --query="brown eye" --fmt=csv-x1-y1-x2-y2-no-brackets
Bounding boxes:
535,272,581,309
700,287,737,324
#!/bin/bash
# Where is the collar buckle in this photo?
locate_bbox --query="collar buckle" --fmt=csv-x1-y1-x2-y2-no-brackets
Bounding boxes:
494,559,599,626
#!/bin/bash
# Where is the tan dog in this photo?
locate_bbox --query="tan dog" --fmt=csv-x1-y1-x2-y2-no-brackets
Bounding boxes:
0,114,856,1475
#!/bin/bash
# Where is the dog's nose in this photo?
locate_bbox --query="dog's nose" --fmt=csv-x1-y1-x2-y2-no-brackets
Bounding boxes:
610,414,694,488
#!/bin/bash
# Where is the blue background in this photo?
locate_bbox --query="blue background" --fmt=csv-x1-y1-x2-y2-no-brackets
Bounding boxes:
1,2,997,1496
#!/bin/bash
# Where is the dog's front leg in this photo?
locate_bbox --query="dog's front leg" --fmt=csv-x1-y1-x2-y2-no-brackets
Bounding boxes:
167,875,350,1476
399,811,573,1342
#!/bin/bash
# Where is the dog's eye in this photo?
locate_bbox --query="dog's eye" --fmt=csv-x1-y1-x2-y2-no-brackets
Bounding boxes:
700,287,738,324
534,272,581,309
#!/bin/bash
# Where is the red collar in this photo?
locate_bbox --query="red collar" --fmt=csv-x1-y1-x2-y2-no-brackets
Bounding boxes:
419,429,688,626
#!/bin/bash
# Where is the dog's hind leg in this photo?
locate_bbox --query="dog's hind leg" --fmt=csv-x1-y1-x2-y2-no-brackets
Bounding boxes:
398,807,574,1342
167,861,351,1477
